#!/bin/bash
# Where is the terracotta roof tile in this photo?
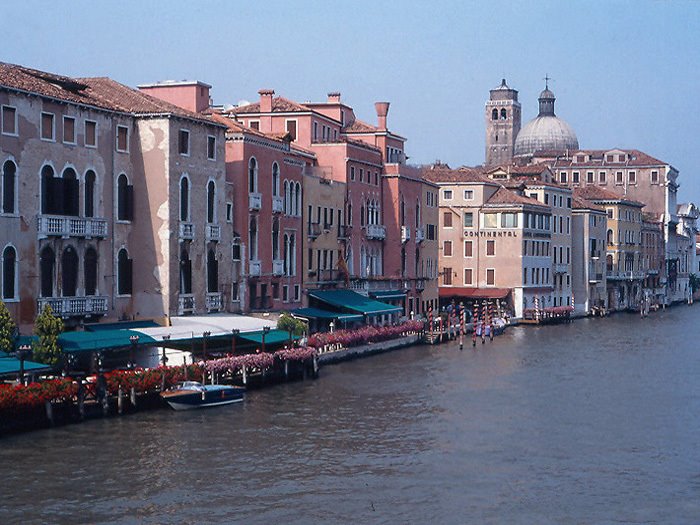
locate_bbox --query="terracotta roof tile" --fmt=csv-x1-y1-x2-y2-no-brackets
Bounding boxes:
485,187,548,208
343,119,377,133
571,194,604,211
574,186,645,207
420,165,492,184
232,96,310,114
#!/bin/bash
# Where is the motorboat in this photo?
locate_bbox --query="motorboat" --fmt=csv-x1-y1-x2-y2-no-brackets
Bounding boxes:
161,381,245,411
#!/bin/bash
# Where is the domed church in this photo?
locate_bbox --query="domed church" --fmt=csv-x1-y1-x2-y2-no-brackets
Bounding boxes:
485,78,578,166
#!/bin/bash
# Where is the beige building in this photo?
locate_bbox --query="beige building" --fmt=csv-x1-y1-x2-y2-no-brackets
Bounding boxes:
571,193,608,314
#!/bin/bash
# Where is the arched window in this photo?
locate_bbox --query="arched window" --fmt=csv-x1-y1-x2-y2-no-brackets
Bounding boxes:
61,246,78,296
491,108,498,120
272,218,280,260
207,180,216,223
500,108,507,120
180,176,190,222
2,160,16,214
117,174,131,221
41,165,55,214
360,202,365,227
283,233,289,275
294,182,301,216
248,157,258,193
284,181,290,214
180,248,192,294
607,229,613,245
360,245,367,277
117,248,132,295
62,167,79,216
415,199,421,227
2,245,16,300
289,234,296,276
249,216,258,260
347,201,353,226
40,246,55,297
272,162,280,197
84,170,96,218
84,247,97,296
400,198,406,226
401,246,406,276
207,249,218,293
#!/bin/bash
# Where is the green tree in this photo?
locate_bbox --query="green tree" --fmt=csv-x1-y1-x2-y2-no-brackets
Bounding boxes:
33,305,64,366
277,313,307,336
690,273,700,293
0,301,17,353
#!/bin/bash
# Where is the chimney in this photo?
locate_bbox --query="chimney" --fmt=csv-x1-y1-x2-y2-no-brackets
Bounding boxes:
259,89,274,112
375,101,390,131
327,92,341,103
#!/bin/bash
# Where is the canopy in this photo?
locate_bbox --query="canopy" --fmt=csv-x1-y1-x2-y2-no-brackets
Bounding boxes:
84,320,160,332
369,290,406,300
309,290,402,316
438,287,510,300
237,329,297,346
59,329,158,353
291,307,363,322
0,356,51,376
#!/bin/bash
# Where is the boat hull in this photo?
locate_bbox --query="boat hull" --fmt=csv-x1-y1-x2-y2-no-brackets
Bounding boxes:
161,385,245,411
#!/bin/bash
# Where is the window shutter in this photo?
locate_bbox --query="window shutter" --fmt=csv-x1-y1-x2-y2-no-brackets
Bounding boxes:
125,184,134,220
66,177,79,216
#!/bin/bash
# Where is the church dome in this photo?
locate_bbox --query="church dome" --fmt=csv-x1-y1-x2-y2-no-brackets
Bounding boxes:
514,85,578,156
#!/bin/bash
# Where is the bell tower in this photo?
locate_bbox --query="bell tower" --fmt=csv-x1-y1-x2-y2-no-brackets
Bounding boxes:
485,79,521,166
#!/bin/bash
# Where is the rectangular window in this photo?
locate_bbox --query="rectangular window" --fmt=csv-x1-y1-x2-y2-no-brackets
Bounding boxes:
1,106,17,135
294,285,300,302
116,125,129,152
501,213,518,228
651,170,659,184
226,202,233,222
426,224,436,240
350,166,355,181
443,240,453,256
374,172,379,185
463,189,474,200
483,213,498,228
587,171,594,183
443,189,453,200
463,212,473,227
599,171,606,184
286,120,297,141
628,171,636,184
486,269,495,286
486,240,495,256
85,120,97,147
313,122,318,141
443,211,452,228
572,171,580,184
231,244,241,261
249,120,260,130
41,112,55,140
62,116,76,144
207,136,216,160
443,267,452,285
616,171,623,184
464,240,473,257
606,154,614,162
282,285,289,302
359,168,364,183
179,129,190,155
464,268,473,285
560,171,568,183
544,193,549,205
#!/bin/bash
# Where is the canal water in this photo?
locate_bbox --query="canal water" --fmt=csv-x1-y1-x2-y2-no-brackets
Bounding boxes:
2,306,700,524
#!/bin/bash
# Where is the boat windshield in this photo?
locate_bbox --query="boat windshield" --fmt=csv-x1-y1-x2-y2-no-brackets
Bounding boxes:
180,381,204,390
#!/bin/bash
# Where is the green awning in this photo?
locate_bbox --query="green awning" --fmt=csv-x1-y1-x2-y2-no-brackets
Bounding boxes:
0,357,51,376
237,329,298,346
369,290,406,300
309,290,402,316
291,307,363,322
59,329,158,353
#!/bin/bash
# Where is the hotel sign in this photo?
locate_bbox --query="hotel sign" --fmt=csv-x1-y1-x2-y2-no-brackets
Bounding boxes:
464,230,518,237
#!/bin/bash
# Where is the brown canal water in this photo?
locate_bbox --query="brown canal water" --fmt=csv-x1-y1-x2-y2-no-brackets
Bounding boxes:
2,306,700,524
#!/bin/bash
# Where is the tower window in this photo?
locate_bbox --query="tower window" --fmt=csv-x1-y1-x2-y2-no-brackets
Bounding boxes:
500,108,507,119
491,109,498,120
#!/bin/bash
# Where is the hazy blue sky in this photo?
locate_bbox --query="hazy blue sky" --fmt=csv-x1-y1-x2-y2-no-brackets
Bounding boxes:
5,1,700,201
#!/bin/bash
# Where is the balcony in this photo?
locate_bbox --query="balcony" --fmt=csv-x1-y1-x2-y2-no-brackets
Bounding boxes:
337,224,351,239
415,278,425,291
401,225,411,243
205,292,222,312
308,222,321,239
553,263,568,274
206,224,221,242
607,270,646,281
179,222,195,240
178,294,195,315
249,193,262,211
415,227,425,243
317,269,343,283
272,196,284,213
272,259,284,276
38,296,108,318
249,260,261,277
37,215,108,240
365,224,386,240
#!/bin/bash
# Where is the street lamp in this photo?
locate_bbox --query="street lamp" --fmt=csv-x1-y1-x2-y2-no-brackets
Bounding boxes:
128,335,139,369
262,326,270,353
231,328,240,355
16,344,31,386
202,331,211,361
161,335,170,367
